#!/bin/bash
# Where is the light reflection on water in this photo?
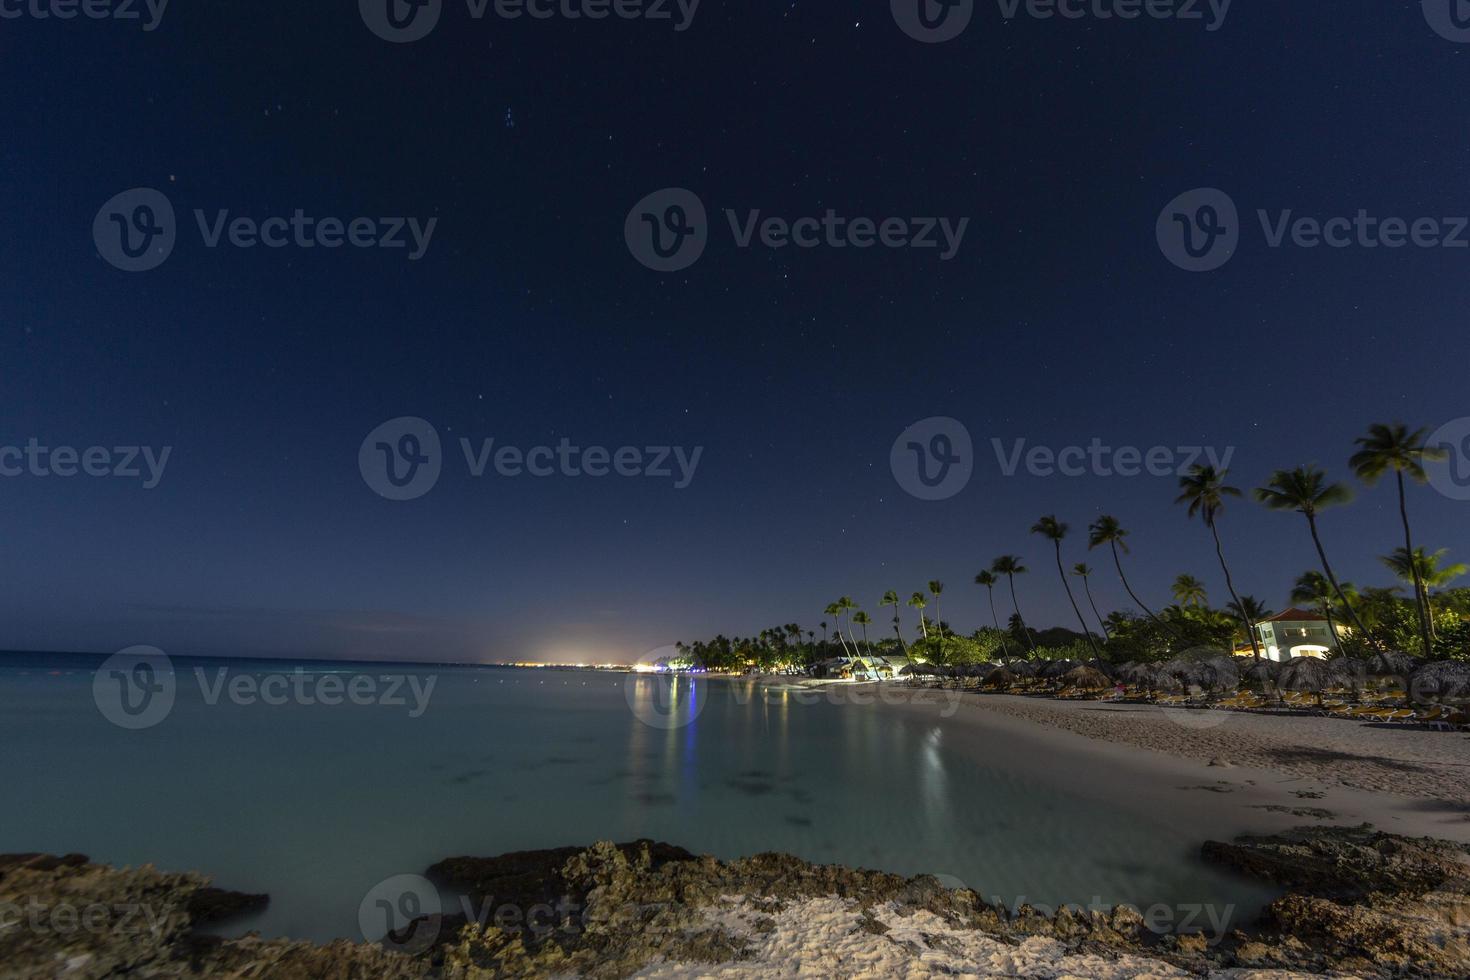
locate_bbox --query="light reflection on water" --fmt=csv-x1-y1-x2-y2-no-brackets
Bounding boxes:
0,664,1276,943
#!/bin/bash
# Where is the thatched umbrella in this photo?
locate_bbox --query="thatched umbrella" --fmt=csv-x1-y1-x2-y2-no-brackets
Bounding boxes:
1326,657,1369,693
1112,662,1150,686
1240,659,1279,686
1197,656,1241,692
1059,665,1111,690
964,662,993,677
1369,650,1421,676
1005,660,1038,678
1277,657,1333,695
982,666,1017,688
1409,660,1470,703
1146,666,1185,692
898,662,934,676
1039,659,1079,679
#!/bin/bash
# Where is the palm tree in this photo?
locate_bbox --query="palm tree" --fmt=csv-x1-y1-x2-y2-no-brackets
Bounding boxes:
1088,515,1173,633
1072,563,1110,639
819,621,828,646
851,610,872,653
837,596,859,652
991,555,1034,652
927,580,946,656
1031,516,1102,661
1171,573,1208,609
1350,423,1448,658
1292,571,1350,654
1226,595,1273,641
823,603,850,657
1254,465,1378,651
974,570,1011,656
880,589,907,654
1381,547,1468,640
906,592,929,640
1176,465,1261,659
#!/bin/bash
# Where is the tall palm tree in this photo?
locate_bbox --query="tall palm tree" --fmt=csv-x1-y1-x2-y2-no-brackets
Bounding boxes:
819,621,828,646
1072,563,1110,639
927,580,946,657
1175,465,1261,659
1254,465,1378,651
1088,515,1172,632
1350,423,1448,658
880,589,907,653
837,596,859,652
973,570,1011,656
1381,547,1467,640
906,592,929,640
1171,573,1207,609
851,610,872,653
1291,571,1350,653
991,555,1034,652
1031,515,1102,660
823,603,849,657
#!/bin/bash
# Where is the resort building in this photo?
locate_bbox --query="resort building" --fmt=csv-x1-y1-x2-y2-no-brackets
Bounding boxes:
1253,607,1340,661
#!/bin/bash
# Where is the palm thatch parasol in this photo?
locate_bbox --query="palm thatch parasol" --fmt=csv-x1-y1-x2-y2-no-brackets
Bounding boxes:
1004,660,1038,678
982,666,1017,688
1146,666,1185,692
1409,660,1470,703
1039,659,1080,679
1277,657,1333,694
1112,662,1151,686
1240,659,1280,686
1059,665,1111,690
1196,656,1242,692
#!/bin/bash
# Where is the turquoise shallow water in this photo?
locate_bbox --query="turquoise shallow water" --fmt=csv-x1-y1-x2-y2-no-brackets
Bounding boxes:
0,659,1275,943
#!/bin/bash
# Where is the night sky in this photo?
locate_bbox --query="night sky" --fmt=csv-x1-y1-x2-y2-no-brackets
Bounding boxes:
2,0,1467,663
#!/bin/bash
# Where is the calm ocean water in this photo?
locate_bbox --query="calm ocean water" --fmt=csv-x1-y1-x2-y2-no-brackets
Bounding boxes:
0,656,1274,943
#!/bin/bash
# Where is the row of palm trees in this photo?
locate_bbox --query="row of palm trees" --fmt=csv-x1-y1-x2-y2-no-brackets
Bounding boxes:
827,422,1454,664
958,420,1452,658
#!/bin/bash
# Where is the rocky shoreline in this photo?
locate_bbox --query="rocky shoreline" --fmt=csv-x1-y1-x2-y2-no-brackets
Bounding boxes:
2,825,1466,978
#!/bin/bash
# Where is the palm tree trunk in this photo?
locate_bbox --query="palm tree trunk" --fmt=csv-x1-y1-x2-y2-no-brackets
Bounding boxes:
1210,519,1261,659
1007,573,1036,653
1396,471,1434,657
934,597,943,659
1053,543,1103,665
1081,575,1110,639
891,616,906,654
1322,602,1339,655
986,587,1010,656
833,618,851,658
1304,512,1380,653
1109,541,1178,636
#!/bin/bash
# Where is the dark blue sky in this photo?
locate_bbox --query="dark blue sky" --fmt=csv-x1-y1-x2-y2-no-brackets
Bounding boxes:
2,0,1467,662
